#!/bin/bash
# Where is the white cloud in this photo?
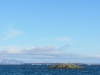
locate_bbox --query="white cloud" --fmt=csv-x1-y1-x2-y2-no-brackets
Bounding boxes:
6,47,22,54
85,55,100,59
1,46,100,63
0,46,23,54
0,46,60,55
40,37,71,42
4,29,23,39
55,37,70,41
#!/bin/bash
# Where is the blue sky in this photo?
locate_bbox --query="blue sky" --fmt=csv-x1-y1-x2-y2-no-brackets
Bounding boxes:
0,0,100,63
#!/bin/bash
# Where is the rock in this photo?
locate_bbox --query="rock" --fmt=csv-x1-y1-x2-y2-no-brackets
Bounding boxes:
49,64,84,69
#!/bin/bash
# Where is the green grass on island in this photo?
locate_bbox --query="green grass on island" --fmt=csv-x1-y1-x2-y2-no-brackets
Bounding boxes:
49,64,84,69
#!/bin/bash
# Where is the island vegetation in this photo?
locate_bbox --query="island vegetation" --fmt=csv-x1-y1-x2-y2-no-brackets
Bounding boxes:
49,64,84,69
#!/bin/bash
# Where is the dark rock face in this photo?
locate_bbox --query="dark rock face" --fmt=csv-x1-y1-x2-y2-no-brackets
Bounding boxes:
50,64,84,69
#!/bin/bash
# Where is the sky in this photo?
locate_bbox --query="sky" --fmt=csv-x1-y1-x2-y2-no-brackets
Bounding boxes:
0,0,100,63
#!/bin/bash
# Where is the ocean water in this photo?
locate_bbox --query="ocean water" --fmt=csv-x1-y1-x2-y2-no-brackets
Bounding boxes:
0,64,100,75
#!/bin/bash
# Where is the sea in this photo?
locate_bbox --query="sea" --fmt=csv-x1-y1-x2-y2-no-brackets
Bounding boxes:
0,64,100,75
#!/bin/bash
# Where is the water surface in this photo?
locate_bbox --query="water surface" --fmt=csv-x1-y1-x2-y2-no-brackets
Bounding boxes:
0,64,100,75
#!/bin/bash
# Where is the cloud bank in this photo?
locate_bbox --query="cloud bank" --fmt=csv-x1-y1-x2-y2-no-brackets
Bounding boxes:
1,45,100,63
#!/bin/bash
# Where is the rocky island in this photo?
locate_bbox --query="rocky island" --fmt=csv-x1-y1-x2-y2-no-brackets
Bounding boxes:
50,64,84,69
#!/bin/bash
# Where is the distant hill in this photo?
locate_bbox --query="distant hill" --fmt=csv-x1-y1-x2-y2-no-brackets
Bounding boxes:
0,57,24,65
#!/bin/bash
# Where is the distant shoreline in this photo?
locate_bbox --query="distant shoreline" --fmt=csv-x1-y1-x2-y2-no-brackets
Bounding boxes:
1,63,100,65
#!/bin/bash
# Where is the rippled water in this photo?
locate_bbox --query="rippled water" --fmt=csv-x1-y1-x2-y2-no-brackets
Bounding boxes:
0,65,100,75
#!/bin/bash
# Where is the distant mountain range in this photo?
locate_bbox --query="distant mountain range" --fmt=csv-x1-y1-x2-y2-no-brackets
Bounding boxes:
0,57,24,64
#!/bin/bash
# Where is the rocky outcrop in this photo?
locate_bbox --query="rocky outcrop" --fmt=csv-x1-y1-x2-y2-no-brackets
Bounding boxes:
50,64,84,69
